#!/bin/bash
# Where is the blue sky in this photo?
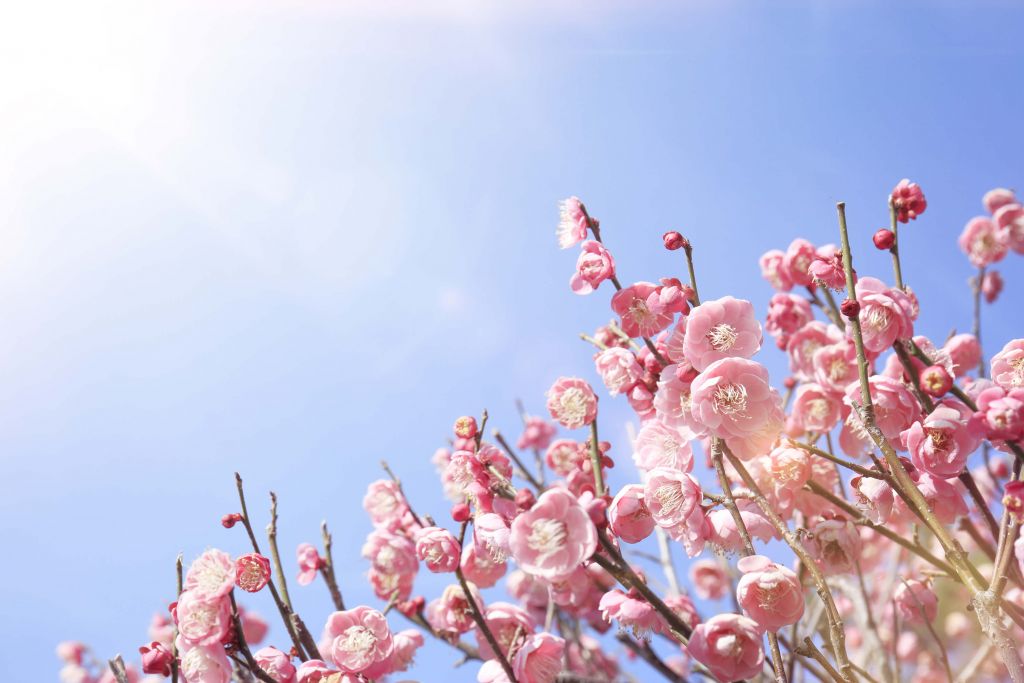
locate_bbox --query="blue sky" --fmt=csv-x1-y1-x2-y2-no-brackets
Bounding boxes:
2,0,1023,680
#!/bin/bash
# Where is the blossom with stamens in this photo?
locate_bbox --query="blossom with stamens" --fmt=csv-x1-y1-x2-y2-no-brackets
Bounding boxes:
736,555,804,631
643,467,702,532
690,357,784,459
610,281,678,338
959,216,1008,267
787,321,843,380
791,382,842,433
809,249,852,291
545,377,598,430
175,590,232,646
427,582,484,635
783,238,817,287
324,606,394,676
235,553,271,593
557,197,590,249
633,420,694,474
975,386,1024,441
184,549,235,602
683,296,762,371
570,240,616,295
509,488,597,582
844,375,919,443
362,480,407,529
599,588,667,639
687,613,765,682
806,518,861,575
512,633,566,683
854,277,915,355
254,646,297,683
476,602,535,661
894,580,938,623
593,347,643,396
414,526,461,574
177,639,233,683
991,339,1024,391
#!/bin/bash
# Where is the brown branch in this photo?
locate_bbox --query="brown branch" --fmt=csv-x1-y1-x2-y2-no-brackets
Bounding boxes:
267,492,293,610
229,591,278,683
319,520,345,611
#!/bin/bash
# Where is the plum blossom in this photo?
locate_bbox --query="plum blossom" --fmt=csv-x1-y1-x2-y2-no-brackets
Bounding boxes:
512,633,565,683
736,555,804,631
362,480,407,529
633,420,694,474
760,249,793,291
903,404,983,478
790,382,842,433
944,333,982,378
689,559,729,601
599,588,666,638
894,580,938,623
687,613,765,682
783,238,817,287
689,358,784,459
765,293,812,344
976,386,1024,441
296,543,323,586
611,281,682,338
324,606,394,675
235,553,271,593
517,416,557,451
415,526,461,573
254,646,297,683
844,375,919,443
806,518,861,575
984,187,1017,213
994,202,1024,253
545,377,598,430
643,467,702,531
854,277,915,355
184,549,235,602
476,602,534,660
683,296,762,371
557,197,590,249
959,216,1008,267
608,484,655,544
593,347,643,396
177,639,233,683
570,241,615,294
991,339,1024,391
890,179,927,222
509,488,597,582
175,590,231,646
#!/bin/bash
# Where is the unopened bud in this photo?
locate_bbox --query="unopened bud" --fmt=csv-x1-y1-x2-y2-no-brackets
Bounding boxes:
221,513,243,529
840,298,861,319
453,416,478,439
873,228,895,250
515,488,536,510
919,365,953,397
451,503,471,523
663,231,689,251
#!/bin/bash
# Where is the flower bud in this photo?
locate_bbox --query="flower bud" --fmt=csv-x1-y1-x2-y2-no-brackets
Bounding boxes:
783,376,797,390
453,416,478,439
919,365,952,397
398,596,425,617
840,298,861,318
235,553,272,593
221,513,242,528
451,503,471,523
515,488,536,510
138,642,174,676
873,228,895,250
662,231,689,251
1003,481,1024,523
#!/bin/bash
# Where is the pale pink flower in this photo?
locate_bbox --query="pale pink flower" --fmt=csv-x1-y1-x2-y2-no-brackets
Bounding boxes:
900,472,967,525
461,540,508,588
851,475,894,524
653,363,701,435
994,202,1024,253
512,633,566,683
241,610,269,646
788,321,843,380
362,480,407,529
894,579,938,623
944,333,982,378
295,660,336,683
593,347,643,396
611,282,678,338
683,296,762,371
767,445,812,492
557,197,589,249
687,613,765,682
690,358,784,459
783,238,817,287
517,416,557,451
759,249,793,291
903,405,983,478
991,339,1024,391
599,588,667,638
385,628,424,673
56,642,87,665
362,529,418,577
633,421,694,474
608,484,656,544
296,543,323,586
959,216,1008,267
689,559,729,600
890,179,927,223
176,639,233,683
415,526,461,573
765,293,813,344
854,277,915,355
509,488,598,582
474,513,511,563
811,341,859,395
184,549,235,602
844,375,919,443
570,241,615,294
984,187,1017,214
791,382,842,433
643,467,702,531
175,590,232,646
545,377,598,430
708,500,776,552
254,646,297,683
428,583,485,636
476,602,534,660
982,269,1004,303
976,386,1024,441
544,439,585,476
324,606,394,675
806,518,861,575
736,555,804,631
808,250,850,291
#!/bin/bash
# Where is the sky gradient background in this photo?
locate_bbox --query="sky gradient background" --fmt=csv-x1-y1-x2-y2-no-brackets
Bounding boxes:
3,1,1024,680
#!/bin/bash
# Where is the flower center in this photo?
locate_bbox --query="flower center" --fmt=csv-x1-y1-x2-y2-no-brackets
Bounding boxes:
557,388,589,424
863,305,891,333
340,625,377,655
706,323,738,352
527,519,568,557
1010,357,1024,387
713,382,748,415
654,481,688,516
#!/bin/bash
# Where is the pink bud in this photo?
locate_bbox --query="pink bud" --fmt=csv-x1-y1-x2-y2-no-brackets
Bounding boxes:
453,416,478,439
873,228,895,250
783,376,797,390
451,503,471,523
138,641,174,676
235,553,271,593
919,365,952,397
515,488,536,510
221,513,242,528
840,299,860,318
662,231,689,251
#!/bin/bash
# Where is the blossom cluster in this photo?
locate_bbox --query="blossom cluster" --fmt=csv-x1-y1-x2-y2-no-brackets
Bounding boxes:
63,181,1024,683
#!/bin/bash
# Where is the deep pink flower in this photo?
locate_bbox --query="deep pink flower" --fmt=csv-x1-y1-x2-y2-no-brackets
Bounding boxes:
982,269,1004,303
894,580,938,623
517,416,557,451
254,646,297,683
994,203,1024,254
783,238,817,287
959,216,1008,267
184,549,235,602
611,282,678,338
689,559,729,600
138,642,174,676
296,543,323,586
599,588,667,638
854,277,915,355
903,405,983,478
844,375,919,443
806,518,861,575
991,339,1024,391
545,377,598,430
324,606,394,674
512,633,566,683
415,526,461,573
808,250,851,291
175,590,232,646
557,197,590,249
687,613,765,682
177,639,233,683
235,553,271,593
593,347,643,396
890,179,927,223
984,187,1017,214
509,488,597,582
608,484,656,544
976,386,1024,441
919,364,953,397
689,358,784,459
683,296,762,371
570,241,616,295
759,249,793,291
736,555,804,632
633,420,694,474
791,382,842,433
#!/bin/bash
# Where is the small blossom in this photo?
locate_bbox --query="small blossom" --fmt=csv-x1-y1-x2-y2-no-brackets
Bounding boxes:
184,549,235,602
415,526,461,573
959,216,1008,267
643,467,702,531
689,559,730,600
509,488,598,582
138,642,174,676
783,238,817,287
517,416,557,451
873,228,895,250
687,614,765,682
570,241,616,295
806,518,861,575
235,553,272,593
254,646,298,683
890,179,927,223
994,203,1024,254
944,333,982,378
894,580,938,623
684,296,763,371
512,633,566,683
593,347,643,396
759,249,793,291
765,293,813,344
296,543,323,586
324,606,395,675
177,640,233,683
175,590,232,646
855,277,915,355
1003,481,1024,523
976,386,1024,441
903,404,983,478
545,377,598,430
991,339,1024,390
663,231,688,251
454,416,478,439
599,588,666,638
611,282,679,338
690,357,784,459
982,270,1004,303
557,197,590,249
608,484,656,544
808,251,850,290
736,555,804,631
984,187,1017,214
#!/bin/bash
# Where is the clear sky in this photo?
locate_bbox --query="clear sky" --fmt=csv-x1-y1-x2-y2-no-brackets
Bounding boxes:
2,1,1023,680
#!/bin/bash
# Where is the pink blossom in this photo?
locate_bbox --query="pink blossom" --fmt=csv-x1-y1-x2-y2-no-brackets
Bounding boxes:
415,526,461,573
611,282,678,338
854,277,915,355
767,445,812,492
991,339,1024,391
982,269,1004,303
791,382,842,434
689,358,784,459
509,488,597,582
809,250,850,291
890,179,927,223
593,347,643,396
557,197,590,249
783,238,817,287
844,375,919,443
386,628,424,673
653,363,701,435
643,467,702,532
517,416,557,451
976,386,1024,441
235,553,271,593
984,187,1017,214
687,613,765,682
241,610,268,646
599,588,667,638
959,216,1008,267
254,646,297,683
994,202,1024,253
184,549,235,602
851,475,894,524
894,579,938,623
806,518,861,575
608,484,655,544
683,296,762,371
461,540,508,588
544,439,585,476
545,377,598,430
689,559,730,600
475,602,534,660
175,590,231,646
324,606,394,675
633,420,694,474
944,333,982,378
736,555,804,631
139,642,174,676
362,480,407,529
708,500,777,552
900,472,967,525
760,249,793,291
765,293,813,344
176,639,232,683
56,642,87,665
296,543,323,586
903,405,983,478
570,241,615,295
513,633,566,683
474,513,511,562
